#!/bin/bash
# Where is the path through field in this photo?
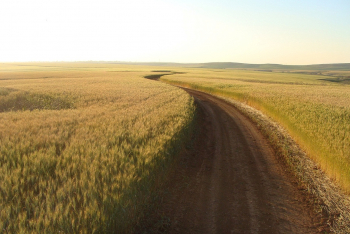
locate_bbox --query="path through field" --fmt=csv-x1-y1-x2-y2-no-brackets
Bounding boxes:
145,86,329,234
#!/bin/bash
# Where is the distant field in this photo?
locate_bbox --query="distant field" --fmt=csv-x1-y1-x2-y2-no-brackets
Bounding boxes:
161,68,350,193
123,61,350,71
0,63,195,233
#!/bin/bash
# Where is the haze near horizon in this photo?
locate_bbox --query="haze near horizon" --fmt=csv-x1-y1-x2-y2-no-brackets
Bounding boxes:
1,0,349,65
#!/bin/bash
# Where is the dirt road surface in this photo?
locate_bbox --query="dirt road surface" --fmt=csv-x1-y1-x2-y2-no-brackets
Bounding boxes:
143,87,329,233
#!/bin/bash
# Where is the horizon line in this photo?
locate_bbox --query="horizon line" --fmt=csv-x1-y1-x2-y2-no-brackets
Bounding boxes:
1,60,350,66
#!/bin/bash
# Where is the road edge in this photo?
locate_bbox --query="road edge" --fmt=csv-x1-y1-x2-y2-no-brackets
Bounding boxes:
168,83,350,234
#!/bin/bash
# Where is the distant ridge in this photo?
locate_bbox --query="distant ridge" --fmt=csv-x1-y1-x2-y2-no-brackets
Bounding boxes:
198,62,350,70
118,62,350,71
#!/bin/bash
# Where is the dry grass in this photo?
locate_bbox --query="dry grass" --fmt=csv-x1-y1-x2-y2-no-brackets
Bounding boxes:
0,63,196,233
219,95,350,233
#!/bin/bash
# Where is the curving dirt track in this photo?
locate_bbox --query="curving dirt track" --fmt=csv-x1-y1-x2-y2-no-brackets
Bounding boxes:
149,87,329,234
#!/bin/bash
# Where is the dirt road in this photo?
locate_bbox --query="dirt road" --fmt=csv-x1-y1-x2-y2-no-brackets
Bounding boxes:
146,87,329,234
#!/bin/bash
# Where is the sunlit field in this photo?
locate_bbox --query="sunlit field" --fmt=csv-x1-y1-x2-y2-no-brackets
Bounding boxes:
2,62,349,232
0,63,196,233
161,68,350,193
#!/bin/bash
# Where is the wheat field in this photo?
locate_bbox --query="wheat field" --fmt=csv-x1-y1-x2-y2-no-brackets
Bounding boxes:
0,63,196,233
161,68,350,193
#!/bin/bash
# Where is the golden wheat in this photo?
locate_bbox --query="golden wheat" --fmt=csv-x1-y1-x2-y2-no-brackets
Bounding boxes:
0,63,195,233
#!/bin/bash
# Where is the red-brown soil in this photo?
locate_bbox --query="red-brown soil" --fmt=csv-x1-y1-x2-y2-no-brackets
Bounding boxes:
141,88,329,233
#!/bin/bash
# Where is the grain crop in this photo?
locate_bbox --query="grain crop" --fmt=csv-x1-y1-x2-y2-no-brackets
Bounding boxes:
0,63,195,233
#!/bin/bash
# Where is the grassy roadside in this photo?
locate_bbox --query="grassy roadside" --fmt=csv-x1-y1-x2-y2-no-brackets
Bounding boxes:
159,70,350,233
134,103,199,233
160,69,350,193
217,94,350,233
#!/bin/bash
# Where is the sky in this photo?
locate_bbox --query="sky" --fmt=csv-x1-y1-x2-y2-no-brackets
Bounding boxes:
0,0,349,64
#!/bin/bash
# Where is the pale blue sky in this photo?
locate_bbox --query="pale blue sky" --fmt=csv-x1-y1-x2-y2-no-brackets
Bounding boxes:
0,0,349,64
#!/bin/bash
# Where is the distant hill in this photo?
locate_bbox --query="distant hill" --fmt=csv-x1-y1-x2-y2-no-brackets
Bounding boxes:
198,62,350,71
118,62,350,71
